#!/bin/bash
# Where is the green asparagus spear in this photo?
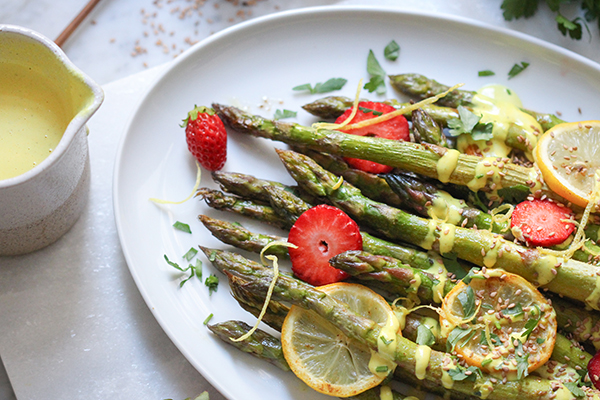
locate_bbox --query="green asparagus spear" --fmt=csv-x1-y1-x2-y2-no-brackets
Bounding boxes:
276,148,600,309
213,104,554,201
388,73,566,131
383,172,511,236
208,320,408,400
196,188,292,230
202,247,590,400
208,320,290,371
293,148,405,208
211,171,291,204
301,96,459,127
411,107,447,147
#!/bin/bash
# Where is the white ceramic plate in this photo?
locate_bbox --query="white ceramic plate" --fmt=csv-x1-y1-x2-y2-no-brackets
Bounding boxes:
114,6,600,400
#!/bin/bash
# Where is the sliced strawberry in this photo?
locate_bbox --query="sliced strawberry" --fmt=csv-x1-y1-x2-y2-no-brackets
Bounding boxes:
589,350,600,390
510,199,575,247
335,101,409,174
183,105,227,171
287,204,362,286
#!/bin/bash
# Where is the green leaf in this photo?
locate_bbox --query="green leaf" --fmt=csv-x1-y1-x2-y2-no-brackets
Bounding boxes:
447,106,493,141
503,302,524,317
380,335,394,345
375,365,389,373
564,382,585,398
521,304,541,340
508,62,530,79
500,0,539,20
203,313,214,325
194,259,203,280
515,340,530,379
416,325,436,347
447,327,473,352
441,253,468,280
461,268,483,285
458,285,476,319
478,70,495,77
479,332,501,347
384,40,400,61
365,50,386,94
183,247,198,261
447,365,482,382
173,221,192,233
274,109,297,120
358,106,383,116
292,78,347,94
557,14,584,40
496,185,530,204
205,274,219,295
164,254,183,271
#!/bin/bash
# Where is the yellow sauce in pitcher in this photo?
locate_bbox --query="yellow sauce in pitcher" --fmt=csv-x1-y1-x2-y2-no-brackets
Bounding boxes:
0,62,70,180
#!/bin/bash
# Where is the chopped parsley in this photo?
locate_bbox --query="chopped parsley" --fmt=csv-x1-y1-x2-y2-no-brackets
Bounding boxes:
203,313,214,325
508,62,530,79
274,109,297,120
416,325,436,347
173,221,192,233
183,247,198,261
292,78,347,94
358,106,383,116
364,50,387,94
521,304,541,340
447,106,494,141
447,326,475,352
478,70,495,77
205,274,219,295
380,335,394,345
384,40,400,61
515,340,530,379
375,365,389,373
457,285,476,319
447,365,482,382
164,255,202,287
564,381,586,398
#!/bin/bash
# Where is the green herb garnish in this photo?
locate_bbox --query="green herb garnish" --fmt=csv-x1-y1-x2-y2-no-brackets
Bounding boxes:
508,62,530,79
183,247,198,261
416,325,436,347
458,285,476,319
478,70,495,77
205,274,219,295
358,106,383,116
384,40,400,61
364,50,387,94
203,313,214,325
293,78,347,94
447,106,494,141
274,109,297,120
173,221,192,233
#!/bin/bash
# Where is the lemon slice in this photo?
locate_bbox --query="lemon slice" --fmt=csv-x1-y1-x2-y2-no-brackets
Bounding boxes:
535,121,600,207
440,270,556,380
281,283,398,397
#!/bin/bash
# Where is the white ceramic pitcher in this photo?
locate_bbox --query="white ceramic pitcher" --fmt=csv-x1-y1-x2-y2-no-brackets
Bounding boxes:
0,25,104,256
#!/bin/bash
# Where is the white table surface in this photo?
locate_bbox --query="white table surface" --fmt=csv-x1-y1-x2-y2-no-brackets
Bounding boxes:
2,1,600,399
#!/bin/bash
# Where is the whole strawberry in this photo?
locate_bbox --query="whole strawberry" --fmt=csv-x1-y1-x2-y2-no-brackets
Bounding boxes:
182,106,227,171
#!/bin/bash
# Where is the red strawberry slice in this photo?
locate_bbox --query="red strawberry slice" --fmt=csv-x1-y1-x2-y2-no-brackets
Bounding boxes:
335,101,409,174
287,204,362,286
182,105,227,171
510,199,575,247
589,350,600,390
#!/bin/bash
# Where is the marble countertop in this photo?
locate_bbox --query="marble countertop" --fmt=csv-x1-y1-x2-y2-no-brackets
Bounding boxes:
1,1,600,400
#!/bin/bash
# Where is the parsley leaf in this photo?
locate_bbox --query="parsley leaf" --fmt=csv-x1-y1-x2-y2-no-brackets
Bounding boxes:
447,327,474,352
564,381,586,398
447,106,494,141
173,221,192,233
504,302,524,317
205,274,219,295
478,70,495,77
458,285,476,319
447,365,482,382
521,304,541,340
364,50,387,94
292,78,347,94
441,253,468,280
462,268,483,285
416,325,436,347
384,40,400,61
515,340,530,379
358,106,383,116
496,185,530,204
183,247,198,261
508,62,530,79
274,109,297,120
500,0,539,20
165,256,202,287
557,14,585,40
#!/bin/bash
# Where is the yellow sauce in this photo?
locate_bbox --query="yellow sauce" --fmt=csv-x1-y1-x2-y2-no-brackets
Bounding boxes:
420,219,437,250
414,345,431,380
426,254,448,303
457,84,541,160
438,223,456,255
379,386,394,400
428,192,465,225
0,62,70,180
534,254,560,286
436,148,460,183
369,310,400,378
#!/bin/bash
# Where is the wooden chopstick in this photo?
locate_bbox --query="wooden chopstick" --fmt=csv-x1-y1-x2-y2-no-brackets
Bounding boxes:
55,0,103,47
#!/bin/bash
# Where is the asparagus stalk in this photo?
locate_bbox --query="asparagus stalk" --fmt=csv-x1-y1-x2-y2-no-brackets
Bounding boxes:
301,95,459,127
208,320,290,371
213,103,552,200
202,247,587,400
388,73,566,131
276,148,600,309
411,107,447,147
196,188,292,230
